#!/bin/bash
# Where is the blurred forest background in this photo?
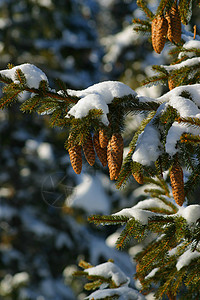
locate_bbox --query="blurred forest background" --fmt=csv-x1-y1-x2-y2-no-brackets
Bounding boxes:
0,0,199,299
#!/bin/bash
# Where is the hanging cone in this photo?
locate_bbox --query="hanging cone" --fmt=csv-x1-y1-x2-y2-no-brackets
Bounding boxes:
132,171,144,184
151,15,168,54
93,133,107,167
82,134,95,166
165,3,181,44
68,145,82,174
170,160,185,206
168,77,176,90
107,133,123,180
99,129,109,148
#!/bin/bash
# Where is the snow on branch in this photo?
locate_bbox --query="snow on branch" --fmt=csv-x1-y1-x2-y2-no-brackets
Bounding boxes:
66,81,137,125
0,63,48,89
85,286,145,300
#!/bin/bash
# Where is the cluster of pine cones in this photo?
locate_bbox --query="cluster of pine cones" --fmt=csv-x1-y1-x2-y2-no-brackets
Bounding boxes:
68,130,123,181
151,1,181,54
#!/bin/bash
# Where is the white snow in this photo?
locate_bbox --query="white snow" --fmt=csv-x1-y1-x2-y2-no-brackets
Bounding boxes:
132,105,165,166
86,261,129,287
178,40,200,59
168,245,180,257
101,25,140,64
158,84,200,107
176,249,200,271
176,205,200,225
32,0,52,7
154,85,200,156
113,207,156,225
169,95,200,117
12,272,29,287
66,174,111,215
134,198,173,213
132,123,161,165
66,81,136,125
106,231,121,248
0,272,29,294
145,268,159,279
161,57,200,72
85,286,145,300
136,85,162,99
0,63,48,89
37,142,54,161
25,139,54,161
165,121,200,156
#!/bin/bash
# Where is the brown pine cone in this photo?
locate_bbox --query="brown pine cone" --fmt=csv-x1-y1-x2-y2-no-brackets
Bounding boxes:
99,129,109,148
68,145,82,174
152,15,168,54
165,3,181,44
82,134,95,166
132,171,144,184
170,160,185,206
107,133,123,180
93,133,107,167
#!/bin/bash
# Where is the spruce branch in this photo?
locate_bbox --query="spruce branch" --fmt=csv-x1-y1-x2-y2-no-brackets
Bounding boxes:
88,215,129,226
136,0,154,19
184,163,200,197
116,219,147,249
0,86,22,109
155,0,174,15
180,133,200,144
14,69,27,85
178,116,200,128
132,18,151,34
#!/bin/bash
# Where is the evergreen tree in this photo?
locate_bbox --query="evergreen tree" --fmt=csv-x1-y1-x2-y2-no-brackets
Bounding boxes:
1,0,200,299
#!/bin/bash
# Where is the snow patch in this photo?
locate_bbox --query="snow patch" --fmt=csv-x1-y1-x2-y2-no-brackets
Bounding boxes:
145,268,159,279
176,249,200,271
134,198,173,213
176,205,200,224
0,63,48,89
86,262,129,286
66,81,136,125
66,174,110,215
86,286,145,300
113,207,156,225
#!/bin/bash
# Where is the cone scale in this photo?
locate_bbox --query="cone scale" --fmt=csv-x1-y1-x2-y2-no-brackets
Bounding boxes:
68,145,82,174
165,3,181,44
93,133,108,167
170,160,185,206
107,133,123,180
82,134,95,166
99,129,109,148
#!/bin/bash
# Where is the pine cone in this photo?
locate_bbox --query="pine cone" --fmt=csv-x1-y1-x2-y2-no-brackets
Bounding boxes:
107,133,123,180
165,3,181,44
82,134,95,166
99,129,109,148
151,15,168,54
170,160,185,206
68,145,82,174
168,77,176,90
93,133,107,167
132,171,144,184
